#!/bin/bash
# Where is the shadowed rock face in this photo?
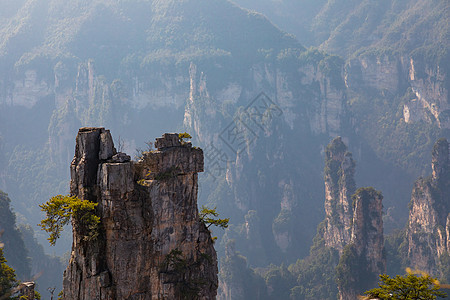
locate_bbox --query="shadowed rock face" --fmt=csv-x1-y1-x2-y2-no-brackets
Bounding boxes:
337,187,385,300
407,138,450,276
63,128,217,300
351,188,384,275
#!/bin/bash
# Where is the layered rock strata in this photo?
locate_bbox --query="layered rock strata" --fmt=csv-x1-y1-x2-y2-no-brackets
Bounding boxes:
406,138,450,276
63,128,217,299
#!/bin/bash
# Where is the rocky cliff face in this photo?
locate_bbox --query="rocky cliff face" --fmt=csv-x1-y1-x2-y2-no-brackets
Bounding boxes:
406,138,450,276
182,56,348,263
337,187,385,300
63,128,217,299
345,53,450,129
405,58,450,128
345,54,402,95
323,137,356,253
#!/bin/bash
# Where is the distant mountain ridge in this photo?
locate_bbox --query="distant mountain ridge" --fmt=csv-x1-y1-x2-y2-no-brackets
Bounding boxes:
232,0,450,61
0,0,300,78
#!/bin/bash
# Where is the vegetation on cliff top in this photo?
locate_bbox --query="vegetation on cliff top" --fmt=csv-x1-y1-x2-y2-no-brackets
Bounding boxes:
0,0,301,80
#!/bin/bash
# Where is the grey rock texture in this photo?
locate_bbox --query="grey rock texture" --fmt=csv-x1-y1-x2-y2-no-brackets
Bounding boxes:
63,128,217,299
337,187,385,300
406,138,450,276
351,189,384,275
323,137,356,253
321,138,385,300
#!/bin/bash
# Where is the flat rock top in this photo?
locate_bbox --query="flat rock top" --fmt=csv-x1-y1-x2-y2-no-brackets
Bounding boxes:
79,127,105,133
155,133,181,149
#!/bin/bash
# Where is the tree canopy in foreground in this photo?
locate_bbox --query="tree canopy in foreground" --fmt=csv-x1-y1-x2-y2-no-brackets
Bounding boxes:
0,247,17,299
364,270,447,300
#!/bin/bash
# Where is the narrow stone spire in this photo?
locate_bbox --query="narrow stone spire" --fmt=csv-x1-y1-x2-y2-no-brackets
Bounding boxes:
407,138,450,276
323,137,356,253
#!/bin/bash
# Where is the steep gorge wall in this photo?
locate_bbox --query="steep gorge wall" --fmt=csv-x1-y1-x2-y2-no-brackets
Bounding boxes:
183,55,349,263
345,53,449,128
63,128,217,299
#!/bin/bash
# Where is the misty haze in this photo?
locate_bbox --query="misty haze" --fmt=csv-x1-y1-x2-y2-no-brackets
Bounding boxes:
0,0,449,299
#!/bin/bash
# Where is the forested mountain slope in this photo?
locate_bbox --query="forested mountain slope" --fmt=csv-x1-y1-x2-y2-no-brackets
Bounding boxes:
0,0,301,252
233,0,450,58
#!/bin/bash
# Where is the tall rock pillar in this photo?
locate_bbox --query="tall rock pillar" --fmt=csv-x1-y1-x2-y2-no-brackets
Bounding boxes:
321,138,385,300
337,187,385,300
63,128,218,299
323,137,356,252
351,188,385,276
407,138,450,277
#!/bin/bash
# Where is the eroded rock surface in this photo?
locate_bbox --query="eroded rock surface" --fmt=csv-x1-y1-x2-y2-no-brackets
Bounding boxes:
63,128,217,300
321,138,385,300
406,138,450,276
323,137,356,253
337,187,385,300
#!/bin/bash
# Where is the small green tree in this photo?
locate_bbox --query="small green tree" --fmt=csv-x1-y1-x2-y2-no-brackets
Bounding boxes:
0,247,17,299
364,272,447,300
199,206,229,229
39,195,100,246
178,132,192,145
199,206,229,242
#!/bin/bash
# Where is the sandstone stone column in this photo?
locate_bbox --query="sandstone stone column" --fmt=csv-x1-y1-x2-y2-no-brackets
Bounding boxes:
63,129,217,299
323,137,356,253
337,187,385,300
406,138,450,276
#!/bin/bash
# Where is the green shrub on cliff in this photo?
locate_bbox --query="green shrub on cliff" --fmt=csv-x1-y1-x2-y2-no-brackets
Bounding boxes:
0,247,17,299
178,132,192,145
39,195,100,246
199,206,229,230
